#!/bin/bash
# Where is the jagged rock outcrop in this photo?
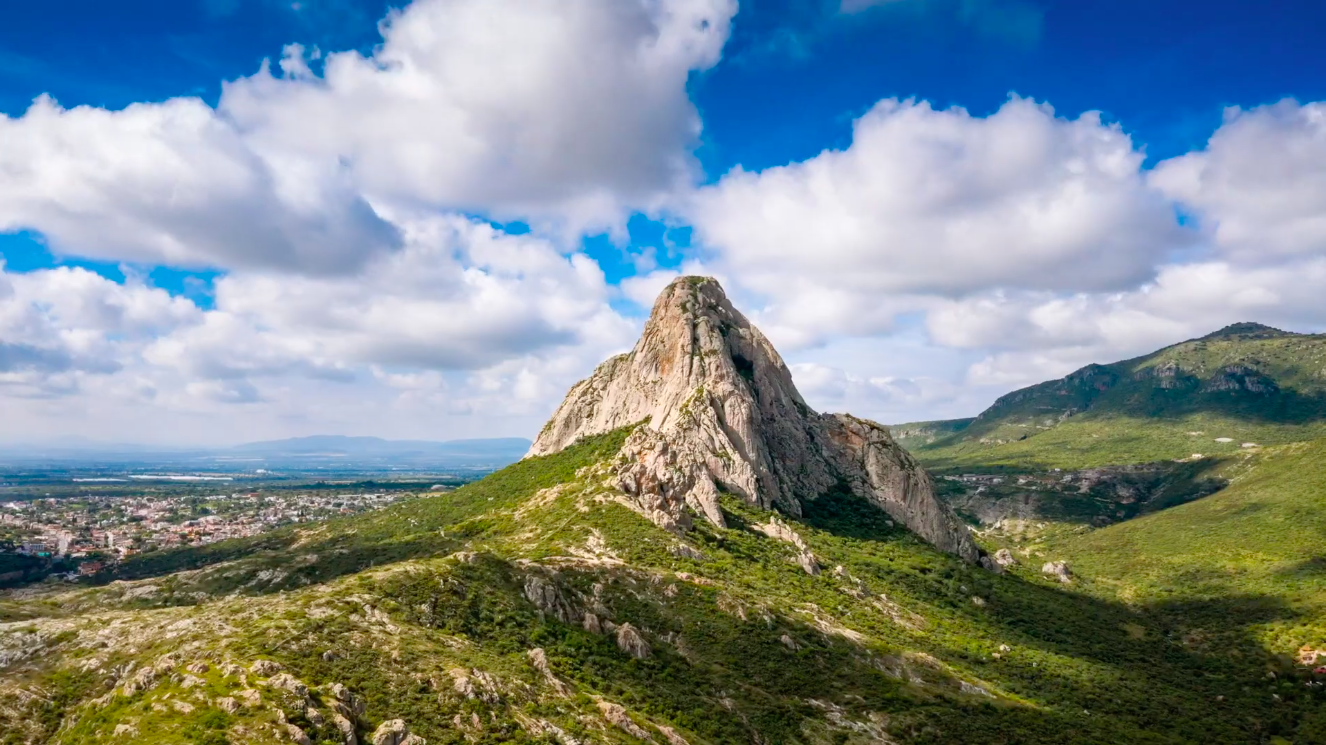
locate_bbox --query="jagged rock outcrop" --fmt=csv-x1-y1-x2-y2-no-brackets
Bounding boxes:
615,623,652,659
528,276,980,564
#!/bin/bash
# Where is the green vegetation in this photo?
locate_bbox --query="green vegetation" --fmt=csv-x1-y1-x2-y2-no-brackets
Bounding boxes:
907,324,1326,470
889,418,974,450
107,426,635,594
3,418,1323,744
1043,438,1326,661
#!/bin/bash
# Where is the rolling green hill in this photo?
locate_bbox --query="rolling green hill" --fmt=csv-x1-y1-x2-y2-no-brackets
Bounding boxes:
2,424,1323,744
1039,438,1326,662
908,323,1326,470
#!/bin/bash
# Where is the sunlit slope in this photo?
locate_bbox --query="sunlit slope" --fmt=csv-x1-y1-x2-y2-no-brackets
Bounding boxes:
911,323,1326,469
1045,438,1326,658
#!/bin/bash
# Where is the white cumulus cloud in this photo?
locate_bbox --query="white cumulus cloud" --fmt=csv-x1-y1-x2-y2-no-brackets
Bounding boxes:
1151,99,1326,264
687,96,1187,344
221,0,737,236
0,96,398,274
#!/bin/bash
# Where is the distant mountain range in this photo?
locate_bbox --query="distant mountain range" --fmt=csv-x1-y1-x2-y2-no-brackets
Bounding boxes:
231,435,531,460
893,322,1326,468
0,435,533,470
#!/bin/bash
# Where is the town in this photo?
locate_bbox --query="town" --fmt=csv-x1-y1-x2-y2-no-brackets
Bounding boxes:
0,487,436,583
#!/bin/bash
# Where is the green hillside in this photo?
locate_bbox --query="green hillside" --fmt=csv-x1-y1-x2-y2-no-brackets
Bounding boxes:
911,323,1326,470
2,424,1323,744
1038,438,1326,663
888,418,974,450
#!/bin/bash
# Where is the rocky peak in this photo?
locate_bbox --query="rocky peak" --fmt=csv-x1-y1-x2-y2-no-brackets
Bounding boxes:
529,276,980,564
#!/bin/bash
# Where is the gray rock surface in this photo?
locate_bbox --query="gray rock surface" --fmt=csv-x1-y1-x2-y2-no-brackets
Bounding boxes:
615,623,651,659
371,719,423,745
529,276,980,563
1041,561,1073,583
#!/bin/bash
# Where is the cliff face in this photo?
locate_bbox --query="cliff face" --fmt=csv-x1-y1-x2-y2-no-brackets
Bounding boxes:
529,276,981,563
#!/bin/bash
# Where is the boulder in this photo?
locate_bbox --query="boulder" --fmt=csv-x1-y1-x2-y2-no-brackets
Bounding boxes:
250,659,283,676
371,719,425,745
615,623,652,659
329,683,366,719
1041,561,1073,583
121,667,155,695
331,713,358,745
216,697,240,714
267,672,310,698
285,724,312,745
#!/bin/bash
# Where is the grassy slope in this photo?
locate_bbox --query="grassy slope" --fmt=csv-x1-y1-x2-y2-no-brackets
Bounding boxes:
888,419,974,451
1044,439,1326,658
2,426,1324,744
911,327,1326,470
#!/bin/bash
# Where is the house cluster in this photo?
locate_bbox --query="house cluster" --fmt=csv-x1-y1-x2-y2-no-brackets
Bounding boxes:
0,490,408,570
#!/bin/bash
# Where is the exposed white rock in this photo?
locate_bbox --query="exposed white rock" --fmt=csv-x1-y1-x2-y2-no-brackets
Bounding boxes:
795,551,821,576
615,623,652,659
286,724,312,745
328,683,366,720
528,276,979,563
656,725,690,745
597,701,654,741
120,667,155,696
668,543,706,560
216,697,240,714
993,548,1019,568
1041,561,1073,583
523,575,579,624
250,659,283,676
332,713,358,745
267,672,310,699
371,719,420,745
528,647,570,696
751,516,809,550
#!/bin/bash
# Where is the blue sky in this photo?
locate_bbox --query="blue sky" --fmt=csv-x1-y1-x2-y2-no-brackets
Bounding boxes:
1,0,1325,444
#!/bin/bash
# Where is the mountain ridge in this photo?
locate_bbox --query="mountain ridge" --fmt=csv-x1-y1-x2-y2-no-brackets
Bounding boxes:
904,321,1326,468
233,435,531,456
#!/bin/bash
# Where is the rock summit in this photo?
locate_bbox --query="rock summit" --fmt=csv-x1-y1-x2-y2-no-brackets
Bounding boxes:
529,276,980,563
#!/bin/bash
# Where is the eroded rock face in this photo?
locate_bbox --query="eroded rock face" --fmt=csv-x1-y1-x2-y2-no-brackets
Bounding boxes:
615,623,651,659
528,276,980,564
